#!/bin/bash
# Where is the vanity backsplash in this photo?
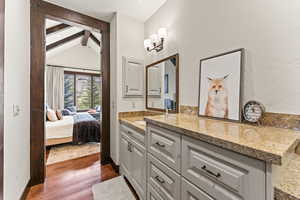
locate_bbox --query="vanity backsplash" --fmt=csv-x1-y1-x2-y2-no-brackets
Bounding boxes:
180,105,300,131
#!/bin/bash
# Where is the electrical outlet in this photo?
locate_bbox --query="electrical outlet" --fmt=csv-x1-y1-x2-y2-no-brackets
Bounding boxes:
13,104,21,117
132,102,136,109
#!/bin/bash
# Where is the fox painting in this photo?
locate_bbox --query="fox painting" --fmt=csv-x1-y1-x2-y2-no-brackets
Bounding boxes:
205,75,229,118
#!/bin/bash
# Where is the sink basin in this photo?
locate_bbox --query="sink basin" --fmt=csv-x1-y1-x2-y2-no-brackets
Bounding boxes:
135,120,146,126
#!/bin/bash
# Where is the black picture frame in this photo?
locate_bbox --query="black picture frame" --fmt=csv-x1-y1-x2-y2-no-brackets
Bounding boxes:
198,48,244,122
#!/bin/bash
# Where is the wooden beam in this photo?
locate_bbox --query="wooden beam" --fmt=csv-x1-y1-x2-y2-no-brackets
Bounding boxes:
81,30,91,46
90,33,101,47
40,1,109,32
46,23,70,35
46,31,84,51
100,27,110,165
30,0,46,186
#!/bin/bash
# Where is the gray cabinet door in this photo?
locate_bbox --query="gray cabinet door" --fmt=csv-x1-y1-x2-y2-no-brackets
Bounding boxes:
123,57,144,97
120,133,132,177
120,125,147,200
131,140,147,200
147,125,181,172
181,178,215,200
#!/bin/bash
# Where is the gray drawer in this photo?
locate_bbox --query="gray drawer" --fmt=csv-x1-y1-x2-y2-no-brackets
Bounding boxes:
148,154,180,200
182,136,266,200
121,124,145,145
147,184,164,200
181,178,215,200
147,125,181,172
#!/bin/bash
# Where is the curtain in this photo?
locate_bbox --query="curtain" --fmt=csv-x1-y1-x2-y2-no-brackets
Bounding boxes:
46,66,64,110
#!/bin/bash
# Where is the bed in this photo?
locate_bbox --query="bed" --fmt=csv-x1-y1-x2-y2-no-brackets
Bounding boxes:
46,113,101,146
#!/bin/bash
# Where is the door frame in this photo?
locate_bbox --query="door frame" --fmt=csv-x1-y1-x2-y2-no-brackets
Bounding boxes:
30,0,111,185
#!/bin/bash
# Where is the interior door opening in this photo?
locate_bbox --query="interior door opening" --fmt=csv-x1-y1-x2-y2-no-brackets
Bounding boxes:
30,1,111,186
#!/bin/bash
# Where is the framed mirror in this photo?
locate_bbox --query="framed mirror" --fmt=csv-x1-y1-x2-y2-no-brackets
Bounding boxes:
146,54,179,113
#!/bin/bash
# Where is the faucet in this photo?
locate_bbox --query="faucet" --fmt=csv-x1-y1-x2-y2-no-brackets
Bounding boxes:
165,108,169,117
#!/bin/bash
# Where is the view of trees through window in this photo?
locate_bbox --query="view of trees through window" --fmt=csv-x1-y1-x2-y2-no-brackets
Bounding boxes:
64,72,101,110
64,74,75,108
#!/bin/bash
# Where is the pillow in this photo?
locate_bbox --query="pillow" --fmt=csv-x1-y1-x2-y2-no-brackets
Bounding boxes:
47,109,58,121
66,106,77,113
62,109,71,116
56,110,63,120
95,105,101,112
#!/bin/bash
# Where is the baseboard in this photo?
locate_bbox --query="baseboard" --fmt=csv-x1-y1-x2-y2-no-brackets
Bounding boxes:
101,157,119,173
110,158,120,174
20,179,31,200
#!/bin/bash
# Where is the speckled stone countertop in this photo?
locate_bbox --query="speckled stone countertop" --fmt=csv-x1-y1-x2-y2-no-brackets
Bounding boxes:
144,114,300,165
120,113,300,200
273,153,300,200
119,116,146,133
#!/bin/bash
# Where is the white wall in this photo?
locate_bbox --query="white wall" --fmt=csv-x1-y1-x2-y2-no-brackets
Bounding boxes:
145,0,300,115
110,13,145,164
4,0,31,199
47,44,100,71
110,13,118,165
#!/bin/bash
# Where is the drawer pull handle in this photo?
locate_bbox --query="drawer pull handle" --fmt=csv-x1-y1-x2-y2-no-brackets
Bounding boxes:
127,143,132,152
201,165,221,178
155,176,165,184
127,131,132,135
155,142,165,148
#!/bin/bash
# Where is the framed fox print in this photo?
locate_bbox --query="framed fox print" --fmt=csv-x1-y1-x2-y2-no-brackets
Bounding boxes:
198,49,244,122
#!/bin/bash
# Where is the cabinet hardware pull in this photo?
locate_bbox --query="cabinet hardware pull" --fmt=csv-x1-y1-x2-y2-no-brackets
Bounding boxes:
155,142,165,148
127,131,132,135
130,143,133,152
127,143,132,152
201,165,221,178
126,85,129,92
155,176,165,184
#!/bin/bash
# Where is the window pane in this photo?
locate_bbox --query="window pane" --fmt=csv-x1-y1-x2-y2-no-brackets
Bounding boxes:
93,76,102,108
76,75,92,110
64,74,75,108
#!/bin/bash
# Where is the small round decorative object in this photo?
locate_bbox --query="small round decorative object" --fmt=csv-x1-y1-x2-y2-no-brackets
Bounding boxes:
243,101,265,124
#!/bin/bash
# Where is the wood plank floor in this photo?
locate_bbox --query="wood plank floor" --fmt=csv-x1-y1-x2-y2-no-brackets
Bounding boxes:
26,153,119,200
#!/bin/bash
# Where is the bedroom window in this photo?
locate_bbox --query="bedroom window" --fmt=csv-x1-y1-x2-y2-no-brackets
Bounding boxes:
64,72,101,111
64,73,75,108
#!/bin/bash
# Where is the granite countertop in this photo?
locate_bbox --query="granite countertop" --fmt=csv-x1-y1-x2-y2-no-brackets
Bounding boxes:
273,153,300,200
144,114,300,165
120,113,300,200
119,116,147,133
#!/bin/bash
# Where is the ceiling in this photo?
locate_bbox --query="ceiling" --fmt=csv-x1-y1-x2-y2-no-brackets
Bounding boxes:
44,0,167,22
46,19,101,59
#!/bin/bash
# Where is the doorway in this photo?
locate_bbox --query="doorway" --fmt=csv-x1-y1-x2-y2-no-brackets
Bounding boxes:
30,1,111,186
44,18,103,165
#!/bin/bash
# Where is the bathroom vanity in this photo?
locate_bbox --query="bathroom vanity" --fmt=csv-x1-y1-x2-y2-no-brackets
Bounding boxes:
119,113,300,200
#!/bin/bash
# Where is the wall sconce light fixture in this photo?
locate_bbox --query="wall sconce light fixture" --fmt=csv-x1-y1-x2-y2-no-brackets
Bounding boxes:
144,28,167,52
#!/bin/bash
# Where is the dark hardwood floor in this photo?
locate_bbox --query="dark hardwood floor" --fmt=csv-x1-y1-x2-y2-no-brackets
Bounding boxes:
26,153,119,200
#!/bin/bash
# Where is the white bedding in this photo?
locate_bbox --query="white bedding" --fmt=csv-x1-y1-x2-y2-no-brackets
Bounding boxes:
46,116,74,139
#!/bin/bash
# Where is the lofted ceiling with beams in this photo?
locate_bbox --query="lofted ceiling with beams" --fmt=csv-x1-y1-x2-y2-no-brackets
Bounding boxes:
46,19,101,71
46,19,101,58
44,0,167,22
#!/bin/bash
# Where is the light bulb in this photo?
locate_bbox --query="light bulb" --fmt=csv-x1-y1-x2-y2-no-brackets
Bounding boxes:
150,34,159,43
158,28,167,39
144,39,151,49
